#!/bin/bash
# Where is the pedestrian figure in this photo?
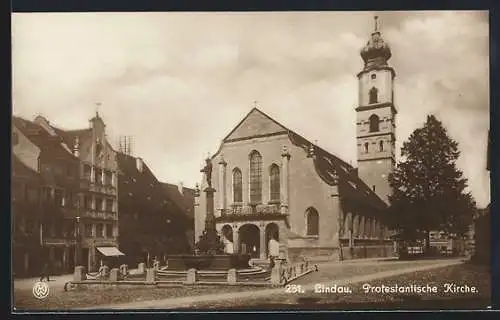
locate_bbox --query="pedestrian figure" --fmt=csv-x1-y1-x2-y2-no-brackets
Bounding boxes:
98,260,105,279
40,262,50,282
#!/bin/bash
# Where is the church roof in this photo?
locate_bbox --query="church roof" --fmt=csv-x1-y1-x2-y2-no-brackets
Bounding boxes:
223,107,288,142
287,129,387,211
217,107,387,211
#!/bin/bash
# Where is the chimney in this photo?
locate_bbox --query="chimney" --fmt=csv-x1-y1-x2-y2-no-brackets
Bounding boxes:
178,182,184,195
136,157,144,173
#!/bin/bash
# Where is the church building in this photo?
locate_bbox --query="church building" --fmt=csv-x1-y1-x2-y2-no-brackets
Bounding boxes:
194,17,396,262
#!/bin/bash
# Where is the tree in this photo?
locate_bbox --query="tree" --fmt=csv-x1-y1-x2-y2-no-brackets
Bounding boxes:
387,115,477,250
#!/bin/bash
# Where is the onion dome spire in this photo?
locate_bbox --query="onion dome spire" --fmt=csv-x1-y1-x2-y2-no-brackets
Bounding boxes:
360,16,392,71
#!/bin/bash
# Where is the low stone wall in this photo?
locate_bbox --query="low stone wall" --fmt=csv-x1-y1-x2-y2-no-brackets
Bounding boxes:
288,247,340,263
340,244,395,260
288,244,395,263
67,263,273,290
270,259,317,286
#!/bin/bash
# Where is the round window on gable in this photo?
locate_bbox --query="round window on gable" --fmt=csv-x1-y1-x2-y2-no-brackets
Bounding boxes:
371,74,376,80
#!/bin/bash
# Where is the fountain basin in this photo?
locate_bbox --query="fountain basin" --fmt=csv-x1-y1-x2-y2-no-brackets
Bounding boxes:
166,254,251,270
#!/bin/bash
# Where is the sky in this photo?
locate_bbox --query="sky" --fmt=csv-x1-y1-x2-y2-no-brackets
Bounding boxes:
11,11,490,207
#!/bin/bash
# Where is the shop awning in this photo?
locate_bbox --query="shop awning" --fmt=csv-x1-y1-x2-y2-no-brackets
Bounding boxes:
97,246,125,257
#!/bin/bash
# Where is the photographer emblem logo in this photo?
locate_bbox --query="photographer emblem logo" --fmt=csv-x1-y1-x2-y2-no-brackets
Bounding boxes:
32,281,49,300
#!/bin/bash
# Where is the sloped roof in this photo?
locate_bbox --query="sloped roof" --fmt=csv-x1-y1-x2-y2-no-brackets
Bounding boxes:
161,183,195,219
116,152,190,227
12,154,42,181
51,126,92,149
216,108,387,211
223,107,288,142
288,130,387,211
12,116,77,161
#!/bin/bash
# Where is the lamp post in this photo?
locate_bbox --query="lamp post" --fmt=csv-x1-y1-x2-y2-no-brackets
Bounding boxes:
76,216,81,266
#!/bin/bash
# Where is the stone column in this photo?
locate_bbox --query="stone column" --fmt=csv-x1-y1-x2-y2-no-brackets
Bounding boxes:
280,146,291,215
330,171,340,236
186,268,198,284
87,248,92,272
74,266,86,281
205,187,216,231
330,172,341,260
365,218,371,239
110,268,120,281
146,268,156,284
233,225,239,253
227,269,239,284
259,225,266,259
103,223,107,238
111,172,117,187
101,170,106,186
360,216,365,239
371,219,376,239
218,156,227,215
353,215,359,239
90,166,96,183
63,247,68,271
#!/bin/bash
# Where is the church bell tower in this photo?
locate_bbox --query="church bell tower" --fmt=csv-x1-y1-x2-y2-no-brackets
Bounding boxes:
356,16,397,204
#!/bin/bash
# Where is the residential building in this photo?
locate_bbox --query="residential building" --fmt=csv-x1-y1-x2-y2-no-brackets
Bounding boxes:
161,182,195,250
117,153,192,266
12,116,82,275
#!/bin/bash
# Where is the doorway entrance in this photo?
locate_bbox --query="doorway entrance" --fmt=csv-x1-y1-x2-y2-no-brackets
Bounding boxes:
239,224,260,258
265,223,280,257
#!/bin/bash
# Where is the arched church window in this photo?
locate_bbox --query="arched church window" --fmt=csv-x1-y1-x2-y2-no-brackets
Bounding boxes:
371,74,376,80
249,151,262,203
269,164,280,202
306,207,319,236
364,142,369,153
369,114,380,132
232,168,242,203
379,140,384,152
369,87,378,104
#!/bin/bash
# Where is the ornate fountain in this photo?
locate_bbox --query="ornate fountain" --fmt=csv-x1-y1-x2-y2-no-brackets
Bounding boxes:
166,157,251,270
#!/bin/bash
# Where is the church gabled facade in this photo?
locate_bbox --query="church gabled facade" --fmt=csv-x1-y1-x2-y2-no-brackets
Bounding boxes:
194,18,395,262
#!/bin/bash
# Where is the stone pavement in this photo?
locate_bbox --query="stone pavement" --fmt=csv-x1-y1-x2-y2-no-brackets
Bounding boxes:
87,258,464,310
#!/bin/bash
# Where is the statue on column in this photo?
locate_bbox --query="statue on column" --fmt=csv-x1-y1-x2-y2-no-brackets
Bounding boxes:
200,157,213,188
